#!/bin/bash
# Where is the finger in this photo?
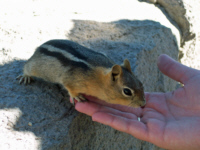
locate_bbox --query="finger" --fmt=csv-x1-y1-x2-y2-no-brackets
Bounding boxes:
157,54,199,84
77,95,143,116
145,92,165,104
75,101,99,116
106,104,142,116
145,92,156,103
92,112,148,141
141,107,157,117
75,102,139,119
141,109,165,123
144,92,169,113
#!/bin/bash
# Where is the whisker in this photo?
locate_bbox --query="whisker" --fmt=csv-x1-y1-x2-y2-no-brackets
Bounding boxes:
127,102,132,107
128,101,135,107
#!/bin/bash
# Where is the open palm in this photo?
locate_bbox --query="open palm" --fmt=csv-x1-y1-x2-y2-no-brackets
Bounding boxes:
75,54,200,150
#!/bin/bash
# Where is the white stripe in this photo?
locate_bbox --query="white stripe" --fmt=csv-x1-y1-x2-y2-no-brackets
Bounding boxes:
41,44,91,67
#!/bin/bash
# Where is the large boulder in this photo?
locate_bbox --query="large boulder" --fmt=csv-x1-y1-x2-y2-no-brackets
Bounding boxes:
143,0,200,69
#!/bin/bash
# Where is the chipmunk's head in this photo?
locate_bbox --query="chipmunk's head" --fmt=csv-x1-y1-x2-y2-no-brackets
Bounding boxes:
106,59,145,107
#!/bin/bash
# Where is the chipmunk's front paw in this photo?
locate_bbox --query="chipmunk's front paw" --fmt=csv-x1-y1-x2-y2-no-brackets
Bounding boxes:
71,95,88,105
16,75,34,85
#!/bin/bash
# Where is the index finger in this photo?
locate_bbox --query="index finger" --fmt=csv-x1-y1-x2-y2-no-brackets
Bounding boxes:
73,95,142,116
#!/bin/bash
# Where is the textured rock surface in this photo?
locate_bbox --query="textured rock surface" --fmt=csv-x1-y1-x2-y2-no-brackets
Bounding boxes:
143,0,200,69
1,0,197,149
178,0,200,70
144,0,195,42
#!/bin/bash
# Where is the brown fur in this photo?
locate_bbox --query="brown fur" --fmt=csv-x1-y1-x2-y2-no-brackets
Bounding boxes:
17,40,146,107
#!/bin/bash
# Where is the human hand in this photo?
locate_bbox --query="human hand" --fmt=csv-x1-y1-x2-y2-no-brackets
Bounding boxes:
74,54,200,150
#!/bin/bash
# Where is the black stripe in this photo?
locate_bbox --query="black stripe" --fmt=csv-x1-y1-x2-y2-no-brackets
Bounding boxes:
42,40,114,68
38,47,90,71
43,40,88,61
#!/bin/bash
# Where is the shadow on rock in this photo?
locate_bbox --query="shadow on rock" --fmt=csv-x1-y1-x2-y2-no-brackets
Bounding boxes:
0,59,77,149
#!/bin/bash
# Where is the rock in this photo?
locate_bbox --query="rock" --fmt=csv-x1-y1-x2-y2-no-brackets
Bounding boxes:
67,19,178,150
143,0,200,69
0,0,182,150
144,0,196,42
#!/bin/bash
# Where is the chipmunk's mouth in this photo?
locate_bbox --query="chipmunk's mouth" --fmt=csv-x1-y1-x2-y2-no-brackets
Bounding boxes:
79,94,110,105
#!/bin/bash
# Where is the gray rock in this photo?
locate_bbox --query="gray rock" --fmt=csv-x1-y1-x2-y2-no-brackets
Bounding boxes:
143,0,196,43
143,0,200,69
0,19,177,150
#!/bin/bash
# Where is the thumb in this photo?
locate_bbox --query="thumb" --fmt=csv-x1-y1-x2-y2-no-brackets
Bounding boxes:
157,54,199,84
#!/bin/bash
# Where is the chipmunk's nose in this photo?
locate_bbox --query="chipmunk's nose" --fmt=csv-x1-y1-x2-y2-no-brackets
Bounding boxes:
140,97,146,108
140,100,146,107
140,102,146,108
135,90,146,107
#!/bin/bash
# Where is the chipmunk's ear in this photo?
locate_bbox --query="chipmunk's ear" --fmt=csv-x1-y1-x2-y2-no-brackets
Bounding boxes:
123,59,132,72
111,65,122,81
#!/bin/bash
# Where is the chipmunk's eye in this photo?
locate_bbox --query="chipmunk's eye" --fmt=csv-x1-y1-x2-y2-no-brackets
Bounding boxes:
123,88,132,96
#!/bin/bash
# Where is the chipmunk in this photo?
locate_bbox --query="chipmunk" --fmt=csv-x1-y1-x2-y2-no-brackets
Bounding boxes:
17,39,146,107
